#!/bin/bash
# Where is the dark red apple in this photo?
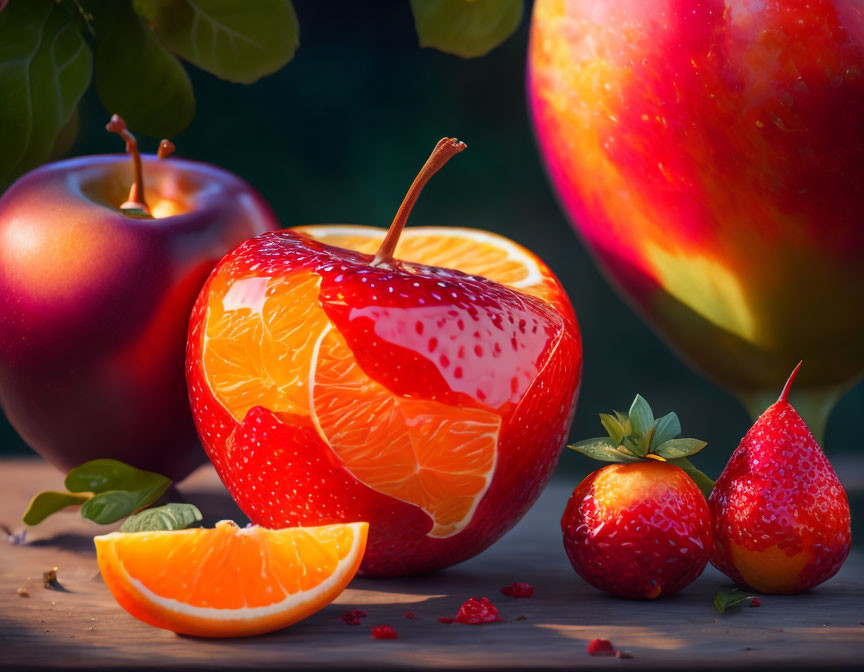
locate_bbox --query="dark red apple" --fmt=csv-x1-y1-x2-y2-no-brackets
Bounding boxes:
0,117,278,480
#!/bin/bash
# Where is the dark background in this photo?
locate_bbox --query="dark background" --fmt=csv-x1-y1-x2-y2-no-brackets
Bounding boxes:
1,1,861,490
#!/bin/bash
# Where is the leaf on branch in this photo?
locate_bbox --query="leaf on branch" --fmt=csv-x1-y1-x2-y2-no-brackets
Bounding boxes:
135,0,299,84
92,0,194,138
0,0,91,185
410,0,524,59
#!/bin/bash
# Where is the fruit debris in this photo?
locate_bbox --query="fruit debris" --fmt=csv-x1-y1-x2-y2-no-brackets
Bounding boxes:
17,587,29,597
750,598,762,608
43,566,60,589
500,582,534,598
370,625,398,639
342,609,367,626
453,597,503,624
403,611,417,619
587,638,616,656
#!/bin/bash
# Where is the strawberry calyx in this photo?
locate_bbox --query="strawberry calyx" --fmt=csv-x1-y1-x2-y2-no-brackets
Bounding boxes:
568,395,715,498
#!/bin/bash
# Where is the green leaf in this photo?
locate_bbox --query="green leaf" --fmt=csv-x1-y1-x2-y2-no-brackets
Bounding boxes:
654,438,708,459
410,0,524,59
22,491,90,526
714,587,756,613
91,0,195,138
599,413,625,445
134,0,299,84
651,411,681,449
65,459,171,495
0,0,91,185
120,503,202,532
569,438,641,463
628,394,654,437
668,457,715,499
622,433,648,458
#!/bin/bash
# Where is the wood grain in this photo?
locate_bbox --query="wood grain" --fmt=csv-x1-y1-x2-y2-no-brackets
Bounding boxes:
1,458,862,670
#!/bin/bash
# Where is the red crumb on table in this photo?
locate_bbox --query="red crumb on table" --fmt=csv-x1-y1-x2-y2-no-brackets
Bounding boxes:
438,617,454,624
341,609,367,625
500,582,534,598
750,598,762,608
370,624,398,639
403,611,417,619
454,597,503,624
587,638,616,656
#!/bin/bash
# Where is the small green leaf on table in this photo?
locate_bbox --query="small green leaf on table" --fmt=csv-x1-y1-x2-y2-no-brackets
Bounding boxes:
91,0,195,138
134,0,299,84
714,587,757,613
0,0,92,186
120,503,203,532
23,491,91,526
65,459,171,497
410,0,524,59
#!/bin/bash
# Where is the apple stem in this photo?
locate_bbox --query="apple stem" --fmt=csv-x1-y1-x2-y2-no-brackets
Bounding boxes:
778,360,803,404
106,114,150,215
371,137,467,267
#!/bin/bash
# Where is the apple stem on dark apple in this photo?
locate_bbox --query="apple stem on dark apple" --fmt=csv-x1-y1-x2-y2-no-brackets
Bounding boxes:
778,360,803,404
105,114,151,216
371,137,467,268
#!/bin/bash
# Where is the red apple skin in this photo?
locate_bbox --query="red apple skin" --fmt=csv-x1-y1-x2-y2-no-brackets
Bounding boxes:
186,230,582,575
0,155,278,481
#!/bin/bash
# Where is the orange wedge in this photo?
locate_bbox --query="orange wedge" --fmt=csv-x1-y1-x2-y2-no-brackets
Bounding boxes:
95,521,367,638
292,224,562,307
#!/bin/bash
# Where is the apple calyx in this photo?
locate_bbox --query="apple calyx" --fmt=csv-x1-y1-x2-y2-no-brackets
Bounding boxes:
777,360,803,404
568,395,715,498
105,115,176,218
371,137,466,268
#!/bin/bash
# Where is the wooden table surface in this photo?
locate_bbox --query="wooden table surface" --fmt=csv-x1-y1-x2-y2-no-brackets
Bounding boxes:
1,458,862,670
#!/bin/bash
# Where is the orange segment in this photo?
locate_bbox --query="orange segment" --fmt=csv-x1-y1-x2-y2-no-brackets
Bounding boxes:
95,521,367,638
292,225,559,305
311,326,500,538
202,270,329,421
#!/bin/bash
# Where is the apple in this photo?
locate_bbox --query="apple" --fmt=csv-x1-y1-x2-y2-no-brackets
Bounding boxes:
528,0,864,435
0,116,278,481
186,138,582,575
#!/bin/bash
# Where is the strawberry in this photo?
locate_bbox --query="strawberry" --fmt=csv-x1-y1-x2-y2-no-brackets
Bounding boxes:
562,396,713,599
709,363,851,594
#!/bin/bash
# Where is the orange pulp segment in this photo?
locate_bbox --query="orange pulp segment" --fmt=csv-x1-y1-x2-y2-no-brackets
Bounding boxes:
311,326,500,538
95,521,368,638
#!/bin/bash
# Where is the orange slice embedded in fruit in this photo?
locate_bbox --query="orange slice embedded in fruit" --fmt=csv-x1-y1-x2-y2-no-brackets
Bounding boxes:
95,521,368,638
202,270,329,422
293,225,559,305
311,326,500,538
